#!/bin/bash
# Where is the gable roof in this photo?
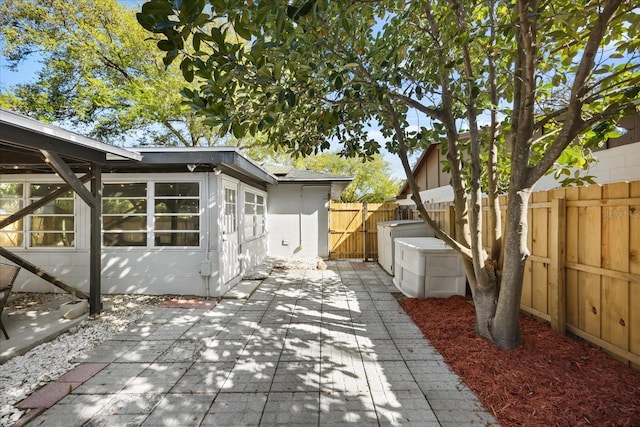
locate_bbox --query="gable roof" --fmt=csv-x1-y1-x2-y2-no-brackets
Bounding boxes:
397,143,438,196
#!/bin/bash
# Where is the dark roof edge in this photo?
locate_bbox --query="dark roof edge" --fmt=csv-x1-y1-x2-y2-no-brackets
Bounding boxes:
123,147,278,185
0,108,142,162
275,177,353,183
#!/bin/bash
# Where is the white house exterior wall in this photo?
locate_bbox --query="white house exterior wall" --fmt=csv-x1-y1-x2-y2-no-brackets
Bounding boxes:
535,141,640,191
100,173,214,296
2,172,268,297
267,183,330,258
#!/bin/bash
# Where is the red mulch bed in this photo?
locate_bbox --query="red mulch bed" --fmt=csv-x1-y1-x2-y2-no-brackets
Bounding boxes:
400,295,640,427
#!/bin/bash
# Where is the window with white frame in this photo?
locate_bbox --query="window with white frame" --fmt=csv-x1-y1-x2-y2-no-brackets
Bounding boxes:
102,183,148,247
154,182,200,246
0,182,75,248
102,181,200,247
244,190,265,239
0,183,24,247
29,184,75,247
224,187,237,234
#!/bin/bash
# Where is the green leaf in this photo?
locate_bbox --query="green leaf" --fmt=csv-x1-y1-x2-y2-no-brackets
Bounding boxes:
232,121,245,138
235,22,252,40
136,13,157,32
163,50,178,66
141,1,174,15
211,27,225,45
181,0,205,21
157,39,175,51
287,90,296,108
287,0,315,21
624,86,640,99
193,13,209,27
180,58,194,82
155,20,180,31
210,0,226,12
193,33,201,52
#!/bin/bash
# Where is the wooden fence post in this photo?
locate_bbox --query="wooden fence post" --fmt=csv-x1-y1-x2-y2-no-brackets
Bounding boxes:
550,197,567,334
448,204,456,239
363,201,369,261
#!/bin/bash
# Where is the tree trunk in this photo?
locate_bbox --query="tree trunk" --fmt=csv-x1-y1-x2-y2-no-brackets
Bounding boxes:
490,186,532,349
473,283,498,340
463,255,499,341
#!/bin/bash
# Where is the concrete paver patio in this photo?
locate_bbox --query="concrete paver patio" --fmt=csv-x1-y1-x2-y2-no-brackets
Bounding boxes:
19,260,498,426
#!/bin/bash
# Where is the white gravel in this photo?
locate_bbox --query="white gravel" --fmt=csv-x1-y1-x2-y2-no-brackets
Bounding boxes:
0,257,321,426
0,294,167,426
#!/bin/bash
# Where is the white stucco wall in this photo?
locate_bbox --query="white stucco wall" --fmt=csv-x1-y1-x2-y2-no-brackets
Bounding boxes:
418,185,455,203
267,183,330,258
535,142,640,191
4,171,268,297
240,238,268,273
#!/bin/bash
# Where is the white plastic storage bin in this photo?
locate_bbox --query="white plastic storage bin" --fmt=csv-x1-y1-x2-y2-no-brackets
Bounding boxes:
393,237,466,298
377,220,433,275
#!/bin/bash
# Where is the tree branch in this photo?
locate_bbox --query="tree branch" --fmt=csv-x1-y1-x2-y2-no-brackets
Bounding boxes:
384,99,472,259
163,121,192,147
451,0,489,288
527,0,626,187
486,0,503,264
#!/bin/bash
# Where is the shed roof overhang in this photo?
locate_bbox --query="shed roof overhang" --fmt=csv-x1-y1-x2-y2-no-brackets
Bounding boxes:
0,109,141,172
0,111,275,188
105,147,278,188
268,177,353,201
264,165,353,200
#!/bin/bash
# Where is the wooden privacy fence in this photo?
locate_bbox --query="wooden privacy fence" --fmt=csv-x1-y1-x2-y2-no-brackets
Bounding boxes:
329,202,398,260
423,181,640,367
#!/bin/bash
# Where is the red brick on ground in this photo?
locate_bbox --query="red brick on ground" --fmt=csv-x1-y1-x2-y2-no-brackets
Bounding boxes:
56,362,108,383
159,299,218,309
15,382,80,409
16,363,108,409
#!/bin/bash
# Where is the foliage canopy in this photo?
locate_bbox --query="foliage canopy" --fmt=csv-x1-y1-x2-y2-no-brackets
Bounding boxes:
0,0,221,147
293,153,401,203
